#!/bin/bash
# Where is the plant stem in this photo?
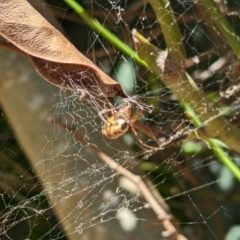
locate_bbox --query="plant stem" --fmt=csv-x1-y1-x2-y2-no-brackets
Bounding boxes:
200,0,240,59
62,0,148,68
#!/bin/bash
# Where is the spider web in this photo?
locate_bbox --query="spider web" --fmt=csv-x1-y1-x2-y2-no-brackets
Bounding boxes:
0,0,240,239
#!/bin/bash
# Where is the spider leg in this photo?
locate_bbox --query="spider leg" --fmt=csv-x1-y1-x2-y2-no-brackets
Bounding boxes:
130,108,143,124
98,108,116,122
129,125,162,151
129,108,161,150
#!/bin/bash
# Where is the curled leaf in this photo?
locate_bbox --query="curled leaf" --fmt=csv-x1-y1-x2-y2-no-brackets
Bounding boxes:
0,0,126,97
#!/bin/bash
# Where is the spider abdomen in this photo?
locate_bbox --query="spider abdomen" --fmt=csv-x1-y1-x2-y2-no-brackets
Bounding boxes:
102,117,129,139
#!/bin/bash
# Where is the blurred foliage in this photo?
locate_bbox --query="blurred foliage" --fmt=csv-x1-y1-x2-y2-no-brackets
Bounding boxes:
0,111,66,239
1,0,240,239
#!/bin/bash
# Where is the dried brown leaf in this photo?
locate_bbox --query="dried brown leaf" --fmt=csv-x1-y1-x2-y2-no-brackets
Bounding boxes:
0,0,126,97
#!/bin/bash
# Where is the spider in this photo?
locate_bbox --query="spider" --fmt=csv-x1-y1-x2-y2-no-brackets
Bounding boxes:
98,100,160,150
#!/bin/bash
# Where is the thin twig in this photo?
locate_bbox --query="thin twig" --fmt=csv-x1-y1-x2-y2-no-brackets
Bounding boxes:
50,118,187,239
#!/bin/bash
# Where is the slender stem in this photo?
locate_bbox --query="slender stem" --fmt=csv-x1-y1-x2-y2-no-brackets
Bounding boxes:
209,139,240,181
62,0,148,68
134,30,240,182
200,0,240,59
148,0,186,61
184,101,240,182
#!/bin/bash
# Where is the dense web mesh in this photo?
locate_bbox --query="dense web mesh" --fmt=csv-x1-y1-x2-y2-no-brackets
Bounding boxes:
0,0,240,239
